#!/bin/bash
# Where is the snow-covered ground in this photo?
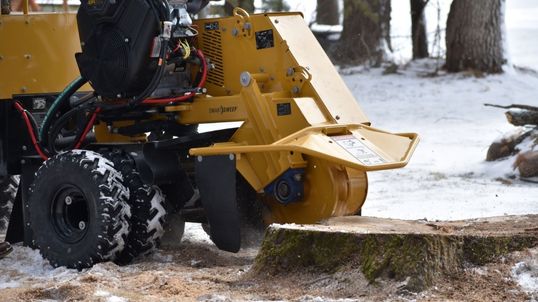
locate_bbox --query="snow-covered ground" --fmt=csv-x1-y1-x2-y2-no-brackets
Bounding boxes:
343,61,538,221
512,249,538,302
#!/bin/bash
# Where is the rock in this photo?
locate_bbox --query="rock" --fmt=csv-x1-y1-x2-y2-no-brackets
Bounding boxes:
252,216,538,292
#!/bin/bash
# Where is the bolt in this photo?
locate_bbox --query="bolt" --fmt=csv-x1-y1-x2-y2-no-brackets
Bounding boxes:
124,38,129,43
20,159,25,164
287,68,295,76
293,174,302,182
22,145,27,151
240,72,251,87
275,19,279,24
335,115,341,120
291,86,300,94
229,154,235,161
65,196,72,205
232,28,239,36
79,221,86,230
197,156,203,162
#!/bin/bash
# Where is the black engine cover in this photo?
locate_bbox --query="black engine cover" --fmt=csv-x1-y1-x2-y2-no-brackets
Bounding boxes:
76,0,161,98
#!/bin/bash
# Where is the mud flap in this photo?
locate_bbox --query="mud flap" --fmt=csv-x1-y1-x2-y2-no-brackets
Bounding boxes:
195,154,241,253
7,159,40,246
6,185,24,244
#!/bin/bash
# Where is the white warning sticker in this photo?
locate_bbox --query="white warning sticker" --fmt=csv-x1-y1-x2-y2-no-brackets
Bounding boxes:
332,135,386,166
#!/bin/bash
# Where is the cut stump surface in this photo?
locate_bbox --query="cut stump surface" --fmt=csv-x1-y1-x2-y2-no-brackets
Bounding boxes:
253,215,538,292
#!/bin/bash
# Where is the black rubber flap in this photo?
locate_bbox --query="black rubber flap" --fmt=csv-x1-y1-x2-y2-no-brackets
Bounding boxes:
195,155,240,252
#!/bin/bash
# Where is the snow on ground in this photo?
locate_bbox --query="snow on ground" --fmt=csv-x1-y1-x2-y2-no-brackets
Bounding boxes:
341,60,538,221
183,222,212,244
512,249,538,301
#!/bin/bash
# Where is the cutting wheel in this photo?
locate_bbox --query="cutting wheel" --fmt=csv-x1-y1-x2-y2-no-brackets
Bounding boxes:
266,156,368,224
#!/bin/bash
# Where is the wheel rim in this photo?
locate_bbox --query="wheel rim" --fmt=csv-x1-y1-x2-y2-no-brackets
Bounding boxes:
50,185,90,244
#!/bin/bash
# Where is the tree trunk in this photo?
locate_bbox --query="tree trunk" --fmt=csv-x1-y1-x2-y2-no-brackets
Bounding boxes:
411,0,429,59
337,0,392,66
224,0,255,16
316,0,339,25
446,0,506,73
262,0,289,12
1,0,10,14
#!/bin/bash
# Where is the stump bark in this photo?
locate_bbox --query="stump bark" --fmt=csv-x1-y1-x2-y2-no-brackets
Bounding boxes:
253,215,538,292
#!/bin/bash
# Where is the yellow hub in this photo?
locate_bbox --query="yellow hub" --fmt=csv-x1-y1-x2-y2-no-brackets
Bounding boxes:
265,157,368,224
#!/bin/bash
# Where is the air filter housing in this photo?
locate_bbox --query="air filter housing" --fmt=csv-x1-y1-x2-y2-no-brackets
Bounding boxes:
76,0,161,98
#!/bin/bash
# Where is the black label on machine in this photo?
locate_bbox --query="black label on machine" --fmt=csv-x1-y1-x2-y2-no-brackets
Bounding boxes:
256,29,274,50
204,22,219,31
277,103,291,116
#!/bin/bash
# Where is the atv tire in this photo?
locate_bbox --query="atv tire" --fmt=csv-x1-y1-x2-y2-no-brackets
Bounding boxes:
0,176,19,232
28,150,131,269
102,149,167,265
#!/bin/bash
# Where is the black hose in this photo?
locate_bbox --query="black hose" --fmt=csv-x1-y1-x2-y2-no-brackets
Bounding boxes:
47,104,94,155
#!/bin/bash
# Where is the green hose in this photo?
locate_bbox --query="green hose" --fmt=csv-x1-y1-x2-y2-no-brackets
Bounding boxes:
39,77,87,144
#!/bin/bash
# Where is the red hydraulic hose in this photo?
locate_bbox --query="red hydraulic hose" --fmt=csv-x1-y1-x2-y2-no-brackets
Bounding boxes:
74,107,101,149
14,102,49,160
143,49,208,105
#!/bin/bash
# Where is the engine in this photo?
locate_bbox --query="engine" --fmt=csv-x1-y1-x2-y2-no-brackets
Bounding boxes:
76,0,209,101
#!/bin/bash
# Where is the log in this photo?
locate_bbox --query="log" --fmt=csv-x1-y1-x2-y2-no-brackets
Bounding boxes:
506,109,538,126
514,151,538,178
252,215,538,292
486,128,530,161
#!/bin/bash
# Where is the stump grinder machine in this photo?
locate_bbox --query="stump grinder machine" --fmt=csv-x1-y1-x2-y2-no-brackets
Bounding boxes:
0,0,418,268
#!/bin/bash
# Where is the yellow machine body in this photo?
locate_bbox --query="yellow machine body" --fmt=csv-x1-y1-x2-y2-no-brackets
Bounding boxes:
0,10,418,225
0,12,86,99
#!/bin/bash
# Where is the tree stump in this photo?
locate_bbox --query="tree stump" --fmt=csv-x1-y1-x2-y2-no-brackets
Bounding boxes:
253,215,538,292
